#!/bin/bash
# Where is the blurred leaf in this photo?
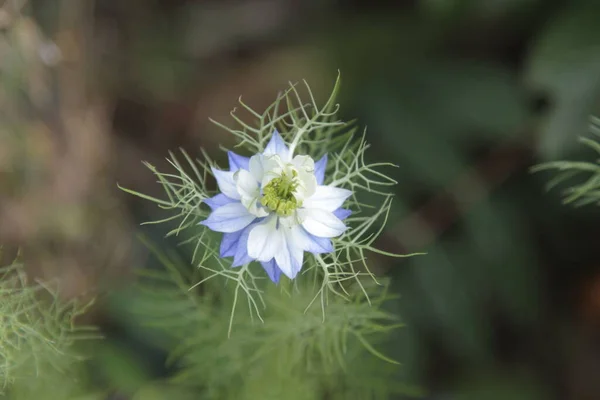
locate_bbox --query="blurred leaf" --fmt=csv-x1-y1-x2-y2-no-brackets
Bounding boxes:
451,372,548,400
525,1,600,158
413,60,527,137
462,199,541,325
130,22,195,101
93,341,152,395
421,0,540,20
132,383,196,400
392,193,542,368
360,59,526,188
405,246,494,365
382,60,526,137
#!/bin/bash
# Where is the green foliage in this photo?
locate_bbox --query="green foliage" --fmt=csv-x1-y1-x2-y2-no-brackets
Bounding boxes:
531,116,600,206
121,239,407,400
0,250,97,399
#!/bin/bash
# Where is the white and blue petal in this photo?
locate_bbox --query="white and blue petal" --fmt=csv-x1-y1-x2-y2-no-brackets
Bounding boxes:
211,168,240,200
201,202,255,233
314,154,327,185
204,193,236,210
303,185,352,212
290,225,333,254
227,151,250,171
263,129,290,161
274,228,304,279
298,208,347,238
247,216,284,262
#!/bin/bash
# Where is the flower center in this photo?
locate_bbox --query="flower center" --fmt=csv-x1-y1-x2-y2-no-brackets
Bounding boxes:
260,172,300,216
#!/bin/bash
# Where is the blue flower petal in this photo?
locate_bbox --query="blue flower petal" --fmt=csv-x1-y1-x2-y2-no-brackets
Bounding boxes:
260,259,282,284
263,129,290,160
204,193,236,210
314,154,327,185
333,208,352,220
227,151,250,171
231,220,263,267
220,229,244,258
200,202,255,233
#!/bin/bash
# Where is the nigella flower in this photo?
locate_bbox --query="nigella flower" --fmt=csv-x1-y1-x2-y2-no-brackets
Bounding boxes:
201,130,352,283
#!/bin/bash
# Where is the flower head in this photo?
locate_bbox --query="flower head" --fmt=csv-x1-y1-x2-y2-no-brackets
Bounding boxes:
201,130,352,283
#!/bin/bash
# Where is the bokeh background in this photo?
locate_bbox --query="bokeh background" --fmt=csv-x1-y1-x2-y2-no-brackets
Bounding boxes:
2,0,600,399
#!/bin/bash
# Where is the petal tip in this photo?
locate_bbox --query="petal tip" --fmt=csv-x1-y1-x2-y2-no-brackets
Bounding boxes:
264,129,290,159
227,151,250,171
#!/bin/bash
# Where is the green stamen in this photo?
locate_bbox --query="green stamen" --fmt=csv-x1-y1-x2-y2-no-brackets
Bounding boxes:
260,174,300,216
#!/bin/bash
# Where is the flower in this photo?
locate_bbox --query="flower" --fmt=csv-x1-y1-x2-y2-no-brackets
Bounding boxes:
201,130,352,283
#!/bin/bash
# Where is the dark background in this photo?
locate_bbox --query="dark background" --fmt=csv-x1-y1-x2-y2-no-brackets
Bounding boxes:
2,0,600,398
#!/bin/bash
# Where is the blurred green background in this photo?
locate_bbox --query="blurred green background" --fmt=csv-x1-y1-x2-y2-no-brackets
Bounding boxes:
2,0,600,399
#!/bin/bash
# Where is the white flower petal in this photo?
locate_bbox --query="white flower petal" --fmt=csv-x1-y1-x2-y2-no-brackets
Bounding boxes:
211,168,240,200
294,168,317,201
260,155,284,188
291,155,316,199
235,169,267,217
201,202,255,233
298,208,347,238
292,155,315,172
303,186,352,212
277,215,297,228
235,169,259,198
249,155,265,183
247,216,283,262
